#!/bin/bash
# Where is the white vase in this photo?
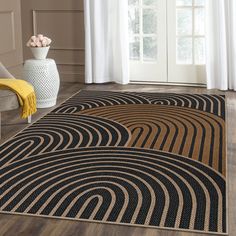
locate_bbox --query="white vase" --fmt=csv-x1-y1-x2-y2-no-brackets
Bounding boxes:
30,46,50,60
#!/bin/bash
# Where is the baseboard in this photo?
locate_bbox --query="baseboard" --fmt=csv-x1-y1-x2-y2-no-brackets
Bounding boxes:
59,72,85,83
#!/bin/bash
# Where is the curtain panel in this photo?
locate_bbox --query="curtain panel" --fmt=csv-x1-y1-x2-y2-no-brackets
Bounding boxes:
84,0,129,84
206,0,236,90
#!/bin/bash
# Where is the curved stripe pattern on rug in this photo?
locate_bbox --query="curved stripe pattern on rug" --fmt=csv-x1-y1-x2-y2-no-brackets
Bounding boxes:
0,91,227,234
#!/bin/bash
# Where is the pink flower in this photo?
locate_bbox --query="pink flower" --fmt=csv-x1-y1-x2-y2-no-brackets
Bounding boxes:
31,36,37,42
45,37,52,45
35,40,42,47
37,34,44,41
30,42,37,47
26,35,52,47
41,39,47,47
26,40,31,47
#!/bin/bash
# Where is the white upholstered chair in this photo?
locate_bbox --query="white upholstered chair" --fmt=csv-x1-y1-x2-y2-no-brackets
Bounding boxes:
0,62,31,139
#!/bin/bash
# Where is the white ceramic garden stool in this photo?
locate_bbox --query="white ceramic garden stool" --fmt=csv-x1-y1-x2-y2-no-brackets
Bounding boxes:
23,59,60,108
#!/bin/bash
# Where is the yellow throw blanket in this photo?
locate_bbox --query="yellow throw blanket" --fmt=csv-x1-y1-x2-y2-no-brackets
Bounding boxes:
0,79,37,118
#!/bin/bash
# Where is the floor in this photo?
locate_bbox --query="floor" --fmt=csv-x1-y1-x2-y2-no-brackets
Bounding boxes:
0,83,235,236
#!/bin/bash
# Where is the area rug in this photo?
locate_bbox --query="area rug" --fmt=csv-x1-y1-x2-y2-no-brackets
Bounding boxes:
0,91,227,234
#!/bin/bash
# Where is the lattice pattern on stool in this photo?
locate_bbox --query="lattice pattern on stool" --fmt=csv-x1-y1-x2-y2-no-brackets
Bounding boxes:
23,59,60,108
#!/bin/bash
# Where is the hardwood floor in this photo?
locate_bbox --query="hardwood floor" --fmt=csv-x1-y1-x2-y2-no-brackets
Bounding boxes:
0,83,235,236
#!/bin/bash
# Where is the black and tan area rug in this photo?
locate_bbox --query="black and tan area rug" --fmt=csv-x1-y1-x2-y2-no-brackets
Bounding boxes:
0,91,227,234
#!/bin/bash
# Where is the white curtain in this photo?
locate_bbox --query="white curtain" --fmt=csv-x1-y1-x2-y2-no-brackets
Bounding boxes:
84,0,129,84
206,0,236,90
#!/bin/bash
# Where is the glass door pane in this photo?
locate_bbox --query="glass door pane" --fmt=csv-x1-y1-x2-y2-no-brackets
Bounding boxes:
128,0,206,84
168,0,206,84
129,0,167,82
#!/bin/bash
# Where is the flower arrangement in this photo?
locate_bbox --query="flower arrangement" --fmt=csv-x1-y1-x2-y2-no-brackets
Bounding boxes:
26,34,52,48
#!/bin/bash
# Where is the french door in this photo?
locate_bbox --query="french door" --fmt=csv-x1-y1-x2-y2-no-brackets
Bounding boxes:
129,0,206,85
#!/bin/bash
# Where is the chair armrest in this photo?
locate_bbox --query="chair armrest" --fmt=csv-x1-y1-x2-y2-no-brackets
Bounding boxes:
0,62,15,79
